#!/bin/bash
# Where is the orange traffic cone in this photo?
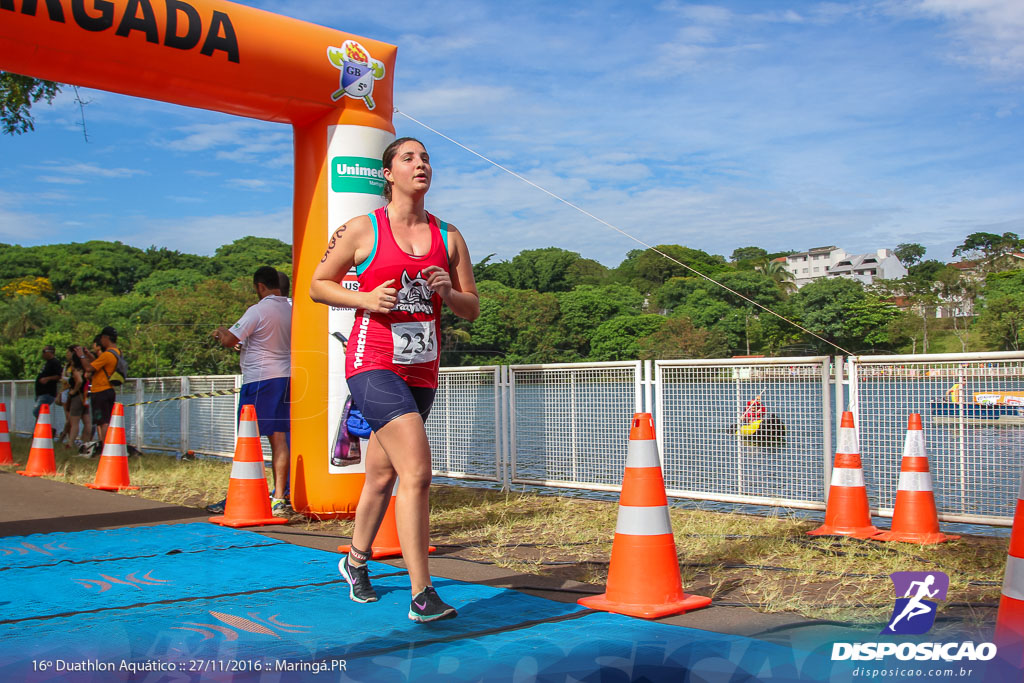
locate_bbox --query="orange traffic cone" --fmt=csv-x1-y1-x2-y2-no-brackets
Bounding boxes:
995,467,1024,670
339,478,437,559
0,402,18,466
209,404,287,528
808,411,880,538
578,413,711,618
873,414,958,545
17,404,56,477
86,404,138,491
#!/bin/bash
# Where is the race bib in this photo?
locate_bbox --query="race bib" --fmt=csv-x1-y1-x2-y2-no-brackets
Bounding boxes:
391,321,438,365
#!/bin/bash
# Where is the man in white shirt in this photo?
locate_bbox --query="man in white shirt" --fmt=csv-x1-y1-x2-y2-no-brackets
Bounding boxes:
212,266,292,516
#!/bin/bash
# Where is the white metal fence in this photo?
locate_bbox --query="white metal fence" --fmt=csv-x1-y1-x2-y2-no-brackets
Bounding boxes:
846,352,1024,526
5,350,1023,526
507,361,643,491
656,357,833,511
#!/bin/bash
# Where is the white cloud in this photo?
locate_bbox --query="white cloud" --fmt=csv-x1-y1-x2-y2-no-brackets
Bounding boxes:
396,84,516,119
227,179,274,191
36,176,87,185
0,193,64,245
33,162,147,180
163,120,292,167
907,0,1024,75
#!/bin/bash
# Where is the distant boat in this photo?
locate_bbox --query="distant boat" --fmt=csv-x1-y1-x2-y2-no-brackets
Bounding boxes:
930,384,1024,426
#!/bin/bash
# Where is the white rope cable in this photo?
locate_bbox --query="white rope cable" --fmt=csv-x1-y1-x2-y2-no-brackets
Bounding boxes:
395,108,853,356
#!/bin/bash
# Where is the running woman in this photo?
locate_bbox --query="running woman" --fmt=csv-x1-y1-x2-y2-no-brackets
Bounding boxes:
310,137,479,622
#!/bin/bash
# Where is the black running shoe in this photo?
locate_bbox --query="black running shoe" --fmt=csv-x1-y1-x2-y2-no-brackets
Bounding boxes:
408,586,457,623
338,555,378,603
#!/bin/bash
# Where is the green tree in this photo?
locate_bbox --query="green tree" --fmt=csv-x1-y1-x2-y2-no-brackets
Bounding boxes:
133,269,209,296
589,314,666,361
0,345,23,379
792,278,877,353
658,271,783,353
754,258,796,295
935,266,978,352
636,316,729,360
465,281,563,363
210,236,292,278
509,248,587,293
730,246,768,263
136,280,254,376
143,247,212,274
557,284,643,356
608,249,645,289
872,269,939,353
634,245,728,289
0,294,55,339
893,243,927,268
0,244,47,282
888,310,926,354
844,298,901,351
907,259,945,281
976,270,1024,351
952,232,1024,273
565,257,609,286
1,72,61,135
978,296,1024,350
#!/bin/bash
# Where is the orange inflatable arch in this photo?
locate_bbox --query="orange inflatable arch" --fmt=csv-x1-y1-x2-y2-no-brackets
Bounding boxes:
0,0,397,517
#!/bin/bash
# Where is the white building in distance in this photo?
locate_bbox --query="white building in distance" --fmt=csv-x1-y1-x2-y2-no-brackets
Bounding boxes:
782,246,848,289
782,246,907,289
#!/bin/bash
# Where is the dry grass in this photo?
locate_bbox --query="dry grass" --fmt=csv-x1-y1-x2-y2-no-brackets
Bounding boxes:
2,435,1008,631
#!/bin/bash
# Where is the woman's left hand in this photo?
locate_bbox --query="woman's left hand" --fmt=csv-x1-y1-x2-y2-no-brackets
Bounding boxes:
423,265,452,300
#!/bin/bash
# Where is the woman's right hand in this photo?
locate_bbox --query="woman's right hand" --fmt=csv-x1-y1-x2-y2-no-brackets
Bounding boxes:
362,279,397,313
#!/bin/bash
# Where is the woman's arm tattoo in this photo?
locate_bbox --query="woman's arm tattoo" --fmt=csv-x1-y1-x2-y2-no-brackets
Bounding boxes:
320,224,348,262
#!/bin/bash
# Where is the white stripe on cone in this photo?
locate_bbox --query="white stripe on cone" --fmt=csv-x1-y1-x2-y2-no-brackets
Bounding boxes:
624,440,662,469
0,433,9,443
101,440,127,458
238,420,258,438
830,467,865,488
1019,476,1024,502
903,430,925,458
836,425,857,455
896,471,934,492
31,437,53,450
615,505,673,536
1003,555,1024,602
230,460,266,480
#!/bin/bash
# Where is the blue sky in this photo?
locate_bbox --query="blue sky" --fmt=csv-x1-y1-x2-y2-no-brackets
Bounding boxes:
2,0,1023,267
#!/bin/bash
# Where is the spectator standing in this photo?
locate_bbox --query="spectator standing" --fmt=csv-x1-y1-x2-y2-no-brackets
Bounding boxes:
77,326,121,443
212,266,292,517
56,347,75,445
33,345,62,419
64,349,90,447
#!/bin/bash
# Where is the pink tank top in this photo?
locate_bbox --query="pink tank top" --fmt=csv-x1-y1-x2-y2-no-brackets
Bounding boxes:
345,206,450,388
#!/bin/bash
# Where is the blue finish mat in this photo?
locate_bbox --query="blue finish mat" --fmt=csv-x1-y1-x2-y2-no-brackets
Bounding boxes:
0,543,355,622
0,523,281,570
0,523,964,682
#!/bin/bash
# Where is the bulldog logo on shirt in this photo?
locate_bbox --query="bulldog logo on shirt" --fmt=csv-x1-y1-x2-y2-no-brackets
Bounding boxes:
395,270,434,315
